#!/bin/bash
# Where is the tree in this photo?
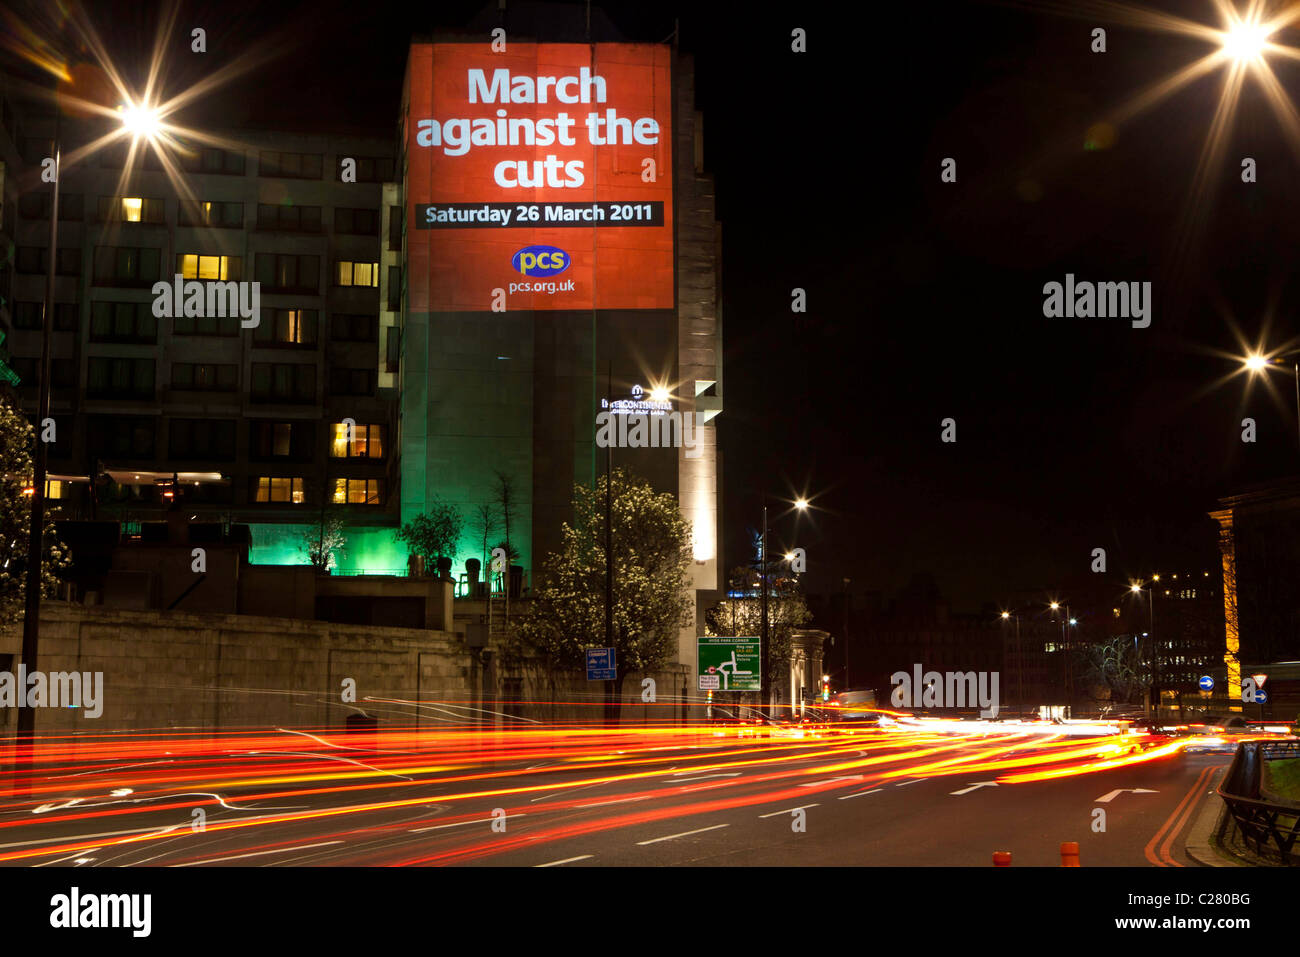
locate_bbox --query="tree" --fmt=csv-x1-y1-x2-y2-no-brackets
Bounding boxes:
493,470,518,557
473,503,498,575
299,515,346,572
705,565,811,691
0,397,69,626
517,468,694,723
396,497,463,573
1076,632,1149,708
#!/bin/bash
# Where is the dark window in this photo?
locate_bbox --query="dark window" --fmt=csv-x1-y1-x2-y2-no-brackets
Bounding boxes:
13,302,77,332
168,419,237,460
90,301,158,343
259,151,323,179
18,137,52,165
386,265,402,312
87,357,155,398
256,204,322,232
180,148,244,175
338,156,394,183
10,357,76,389
251,362,316,402
387,204,403,250
87,416,155,458
251,420,315,461
18,192,82,221
330,313,377,342
253,309,318,348
255,253,319,293
93,246,162,286
334,207,378,235
178,200,242,228
16,247,80,276
328,367,374,396
170,362,237,391
385,325,401,374
173,311,239,336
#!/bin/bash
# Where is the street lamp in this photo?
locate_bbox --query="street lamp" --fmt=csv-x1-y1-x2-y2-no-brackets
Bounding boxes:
1241,350,1300,452
1130,580,1157,716
19,95,168,745
1001,610,1023,718
761,495,808,721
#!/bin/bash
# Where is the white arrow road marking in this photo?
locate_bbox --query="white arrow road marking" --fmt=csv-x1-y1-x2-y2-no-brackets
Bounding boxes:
758,804,819,818
950,782,998,796
637,823,729,845
798,775,864,788
1095,788,1158,803
838,788,884,800
535,855,593,867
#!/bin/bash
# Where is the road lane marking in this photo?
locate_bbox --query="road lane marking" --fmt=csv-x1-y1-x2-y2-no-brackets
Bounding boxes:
636,824,730,845
409,814,525,832
838,789,884,800
535,855,594,867
530,782,603,802
1145,765,1220,867
675,773,742,783
171,841,344,867
797,775,863,788
1096,788,1158,803
575,796,651,809
894,779,924,787
950,782,998,796
758,804,820,818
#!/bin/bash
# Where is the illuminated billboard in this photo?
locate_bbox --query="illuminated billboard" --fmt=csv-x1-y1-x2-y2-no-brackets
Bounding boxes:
407,42,674,312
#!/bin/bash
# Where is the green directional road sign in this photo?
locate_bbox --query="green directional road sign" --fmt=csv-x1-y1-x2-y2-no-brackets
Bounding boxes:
697,636,760,692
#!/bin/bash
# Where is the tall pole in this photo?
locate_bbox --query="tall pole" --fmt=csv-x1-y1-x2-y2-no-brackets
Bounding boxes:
1148,585,1157,718
18,131,59,746
760,496,769,719
604,361,613,666
1294,360,1300,452
1015,613,1023,718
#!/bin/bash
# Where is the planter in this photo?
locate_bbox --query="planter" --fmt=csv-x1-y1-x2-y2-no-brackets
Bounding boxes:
436,556,453,579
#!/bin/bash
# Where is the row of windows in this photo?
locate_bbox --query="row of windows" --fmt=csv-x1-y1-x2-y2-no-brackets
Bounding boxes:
13,301,382,343
12,358,376,399
18,144,392,182
32,415,384,462
16,246,384,293
20,193,391,233
253,476,385,505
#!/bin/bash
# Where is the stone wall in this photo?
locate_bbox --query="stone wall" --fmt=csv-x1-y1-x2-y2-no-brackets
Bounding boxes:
0,603,692,733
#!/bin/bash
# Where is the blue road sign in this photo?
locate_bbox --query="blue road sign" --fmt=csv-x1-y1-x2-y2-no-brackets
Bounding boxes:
1198,675,1214,691
586,647,616,681
1255,690,1268,703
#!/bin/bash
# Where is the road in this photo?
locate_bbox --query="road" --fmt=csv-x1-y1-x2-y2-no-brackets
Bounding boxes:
0,718,1238,867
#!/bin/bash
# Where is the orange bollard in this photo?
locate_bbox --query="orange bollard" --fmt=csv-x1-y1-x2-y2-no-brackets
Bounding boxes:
992,851,1012,866
1060,841,1080,866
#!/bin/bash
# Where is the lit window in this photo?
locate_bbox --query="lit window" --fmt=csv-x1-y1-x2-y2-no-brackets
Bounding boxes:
332,477,383,505
45,479,65,499
121,197,142,222
179,254,235,280
330,423,383,458
255,476,304,503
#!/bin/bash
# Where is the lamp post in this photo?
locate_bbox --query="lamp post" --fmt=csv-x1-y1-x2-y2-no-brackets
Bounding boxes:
759,495,807,721
1131,580,1157,716
1001,610,1023,718
18,98,163,746
1242,351,1300,451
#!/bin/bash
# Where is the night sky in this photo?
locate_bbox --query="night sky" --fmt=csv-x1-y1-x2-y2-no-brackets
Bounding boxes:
20,0,1300,612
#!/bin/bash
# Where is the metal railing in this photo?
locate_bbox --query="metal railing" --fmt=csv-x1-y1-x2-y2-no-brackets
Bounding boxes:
1217,739,1300,865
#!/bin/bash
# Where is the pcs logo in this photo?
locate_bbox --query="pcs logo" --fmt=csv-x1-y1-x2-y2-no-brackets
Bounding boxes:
512,245,569,278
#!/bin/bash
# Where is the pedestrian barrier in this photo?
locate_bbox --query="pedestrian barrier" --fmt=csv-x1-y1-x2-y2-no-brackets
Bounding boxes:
1060,841,1080,866
992,851,1012,866
1216,739,1300,866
